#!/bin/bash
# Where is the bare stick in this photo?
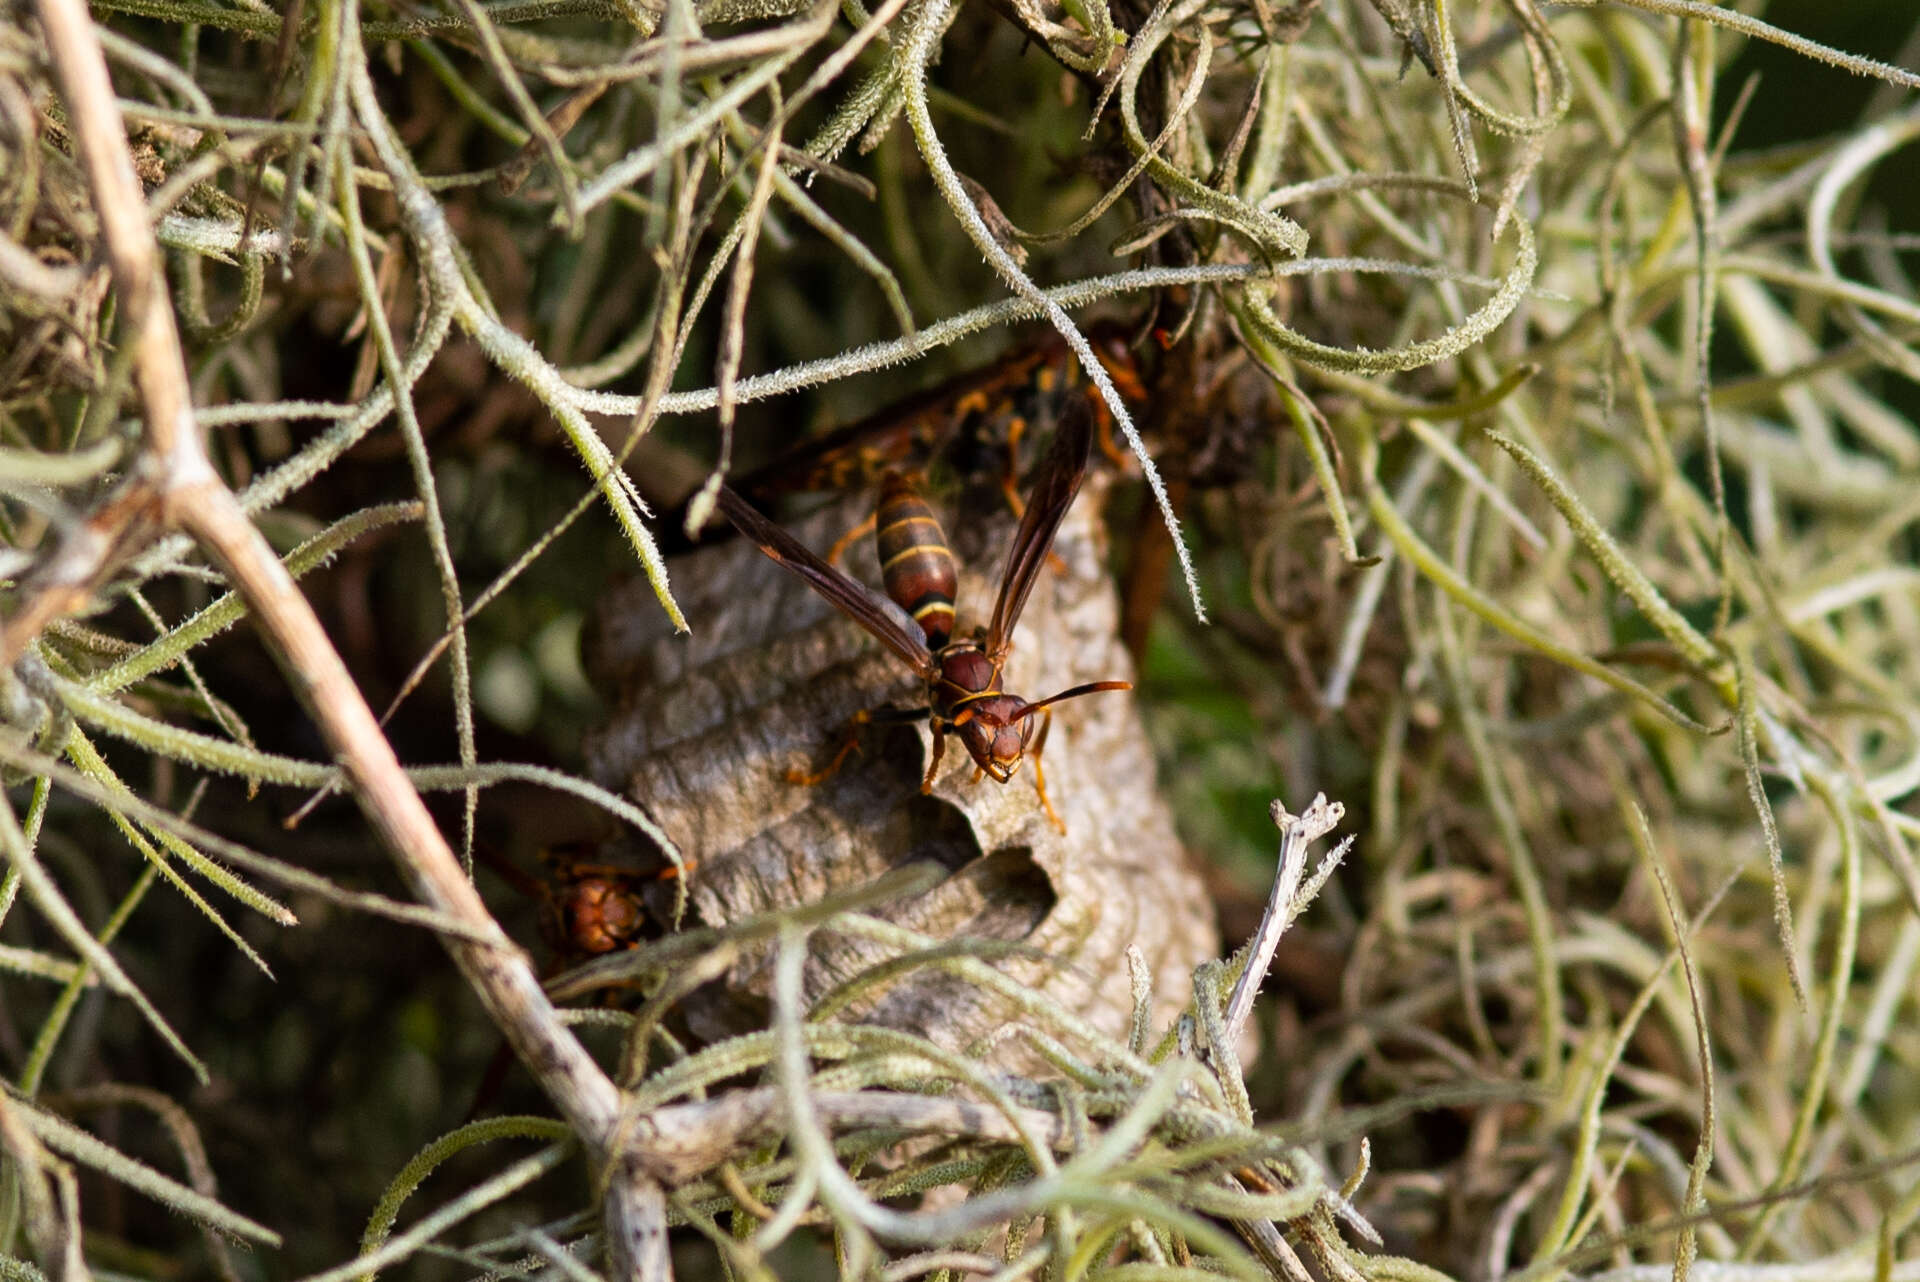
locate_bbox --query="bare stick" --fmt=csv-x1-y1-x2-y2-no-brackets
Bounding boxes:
28,1,664,1275
632,1088,1071,1185
1223,795,1349,1048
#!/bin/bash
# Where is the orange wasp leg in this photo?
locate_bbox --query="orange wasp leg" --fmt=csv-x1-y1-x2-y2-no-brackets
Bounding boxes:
1027,708,1066,834
640,857,702,883
562,858,705,883
790,704,931,787
1091,399,1131,470
1001,416,1029,517
826,511,879,567
785,708,870,786
928,706,975,791
1090,335,1147,469
999,415,1069,575
921,720,949,792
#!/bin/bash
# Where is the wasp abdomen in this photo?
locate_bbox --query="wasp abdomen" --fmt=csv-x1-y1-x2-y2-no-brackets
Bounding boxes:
876,472,957,648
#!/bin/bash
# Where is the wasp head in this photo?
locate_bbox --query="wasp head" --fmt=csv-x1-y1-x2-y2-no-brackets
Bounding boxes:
954,695,1037,782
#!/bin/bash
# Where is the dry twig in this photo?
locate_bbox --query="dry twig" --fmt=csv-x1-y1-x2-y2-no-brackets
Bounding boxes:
22,0,666,1274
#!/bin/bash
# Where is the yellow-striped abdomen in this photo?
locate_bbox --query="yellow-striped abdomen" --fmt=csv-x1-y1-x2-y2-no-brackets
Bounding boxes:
875,472,957,648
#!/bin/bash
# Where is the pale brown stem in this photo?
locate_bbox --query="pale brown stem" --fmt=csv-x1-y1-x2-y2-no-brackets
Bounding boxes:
27,0,664,1273
632,1087,1071,1185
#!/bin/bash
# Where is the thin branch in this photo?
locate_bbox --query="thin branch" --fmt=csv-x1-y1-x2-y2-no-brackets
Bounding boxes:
632,1087,1072,1185
26,3,663,1277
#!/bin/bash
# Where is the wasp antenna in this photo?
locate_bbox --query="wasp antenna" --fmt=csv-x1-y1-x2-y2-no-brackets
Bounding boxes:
1012,680,1133,720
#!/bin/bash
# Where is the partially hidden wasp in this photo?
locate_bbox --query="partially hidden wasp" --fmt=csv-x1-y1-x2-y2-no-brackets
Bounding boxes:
716,395,1131,830
726,322,1145,516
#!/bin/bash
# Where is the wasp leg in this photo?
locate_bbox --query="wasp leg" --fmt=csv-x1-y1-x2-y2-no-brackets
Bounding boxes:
999,415,1069,575
788,705,928,787
1092,399,1131,470
825,510,879,567
648,857,701,882
786,718,866,786
1028,708,1065,834
566,858,703,884
1002,415,1029,518
920,721,949,793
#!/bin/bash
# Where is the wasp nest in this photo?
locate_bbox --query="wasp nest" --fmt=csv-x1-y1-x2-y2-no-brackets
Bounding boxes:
581,474,1217,1062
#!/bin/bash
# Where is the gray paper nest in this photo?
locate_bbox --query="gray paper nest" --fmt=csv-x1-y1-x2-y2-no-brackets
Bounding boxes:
579,477,1218,1065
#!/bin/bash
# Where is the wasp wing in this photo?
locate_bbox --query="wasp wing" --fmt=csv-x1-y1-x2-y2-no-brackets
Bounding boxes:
985,394,1095,661
716,485,938,680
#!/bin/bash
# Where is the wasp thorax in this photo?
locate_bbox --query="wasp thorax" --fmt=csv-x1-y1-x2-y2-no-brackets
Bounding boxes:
938,645,996,691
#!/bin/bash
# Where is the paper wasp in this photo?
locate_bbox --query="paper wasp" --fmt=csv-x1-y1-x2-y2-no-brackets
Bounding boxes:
726,323,1145,516
716,396,1131,828
478,839,660,960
